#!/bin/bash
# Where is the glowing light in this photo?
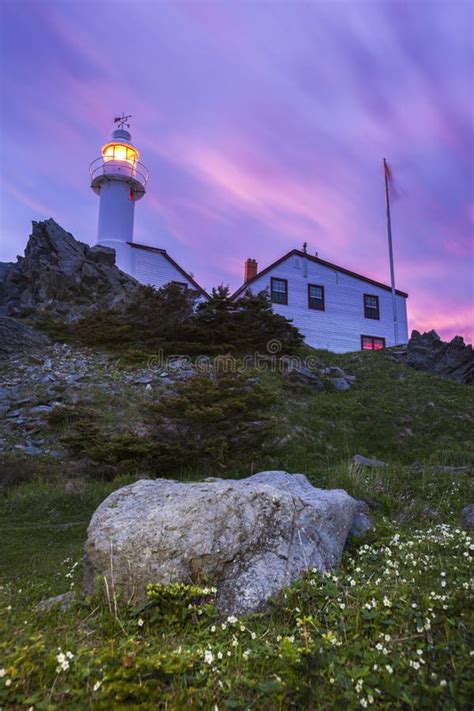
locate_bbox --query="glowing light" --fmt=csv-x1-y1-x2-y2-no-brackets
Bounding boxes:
102,142,139,165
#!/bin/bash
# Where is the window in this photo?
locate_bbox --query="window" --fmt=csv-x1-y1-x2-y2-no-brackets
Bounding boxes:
364,294,380,320
171,281,188,292
271,277,288,305
361,335,386,351
102,143,138,166
308,283,325,310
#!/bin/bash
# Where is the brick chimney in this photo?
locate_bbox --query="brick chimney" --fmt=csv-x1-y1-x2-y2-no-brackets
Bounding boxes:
244,258,258,282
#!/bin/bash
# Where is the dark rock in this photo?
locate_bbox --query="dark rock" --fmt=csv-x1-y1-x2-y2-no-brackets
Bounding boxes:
404,330,474,385
89,245,116,266
281,361,324,390
461,504,474,530
0,317,49,360
0,219,138,320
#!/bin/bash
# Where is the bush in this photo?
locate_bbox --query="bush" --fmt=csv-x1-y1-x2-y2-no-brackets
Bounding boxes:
144,369,274,473
40,283,303,356
195,286,304,354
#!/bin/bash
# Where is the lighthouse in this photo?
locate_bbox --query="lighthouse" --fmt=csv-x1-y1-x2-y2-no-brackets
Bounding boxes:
89,114,148,274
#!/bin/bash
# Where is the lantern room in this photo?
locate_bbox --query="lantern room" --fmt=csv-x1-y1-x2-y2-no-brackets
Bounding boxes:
101,127,140,166
89,126,148,201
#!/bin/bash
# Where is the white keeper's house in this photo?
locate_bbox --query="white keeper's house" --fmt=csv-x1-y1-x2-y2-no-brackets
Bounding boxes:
89,119,408,352
232,253,408,353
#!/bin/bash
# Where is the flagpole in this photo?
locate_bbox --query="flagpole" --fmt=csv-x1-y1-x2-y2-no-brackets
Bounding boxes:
383,158,399,345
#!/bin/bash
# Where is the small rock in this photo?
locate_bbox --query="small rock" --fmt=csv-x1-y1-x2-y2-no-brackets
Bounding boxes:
330,377,351,391
348,512,372,538
39,375,56,384
134,375,154,385
421,507,441,521
35,591,74,613
7,409,23,418
432,465,473,475
353,454,386,468
461,504,474,530
30,405,53,414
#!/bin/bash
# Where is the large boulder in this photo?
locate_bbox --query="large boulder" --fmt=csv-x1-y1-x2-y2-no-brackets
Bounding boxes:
83,471,358,614
0,219,137,320
405,330,474,385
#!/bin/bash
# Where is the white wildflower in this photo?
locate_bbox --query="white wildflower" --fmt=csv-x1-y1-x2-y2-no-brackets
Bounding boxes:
204,650,214,666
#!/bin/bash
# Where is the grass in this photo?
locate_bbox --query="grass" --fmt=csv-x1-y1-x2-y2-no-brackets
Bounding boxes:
0,347,473,708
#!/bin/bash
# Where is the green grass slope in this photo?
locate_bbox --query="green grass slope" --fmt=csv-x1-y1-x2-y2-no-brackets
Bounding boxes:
0,347,473,709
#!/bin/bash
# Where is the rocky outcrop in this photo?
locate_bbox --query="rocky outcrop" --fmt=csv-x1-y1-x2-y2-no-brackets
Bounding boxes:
0,317,49,360
83,471,358,614
0,219,137,320
404,330,474,385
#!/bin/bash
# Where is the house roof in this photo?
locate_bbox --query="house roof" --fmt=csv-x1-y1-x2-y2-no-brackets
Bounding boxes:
127,242,209,298
231,249,408,299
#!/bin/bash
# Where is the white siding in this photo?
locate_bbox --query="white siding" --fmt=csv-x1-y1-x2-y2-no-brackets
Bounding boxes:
242,255,408,352
129,246,198,291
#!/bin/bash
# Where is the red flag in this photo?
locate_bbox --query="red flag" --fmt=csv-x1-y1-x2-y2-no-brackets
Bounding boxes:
129,187,134,202
383,158,400,199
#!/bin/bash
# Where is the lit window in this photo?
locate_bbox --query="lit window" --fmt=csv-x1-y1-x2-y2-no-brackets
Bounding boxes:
308,284,325,310
271,277,288,305
103,145,115,160
364,294,380,320
102,143,138,165
361,336,385,350
114,145,127,161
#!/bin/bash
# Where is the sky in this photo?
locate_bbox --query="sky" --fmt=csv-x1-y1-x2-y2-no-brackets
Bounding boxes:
0,0,473,343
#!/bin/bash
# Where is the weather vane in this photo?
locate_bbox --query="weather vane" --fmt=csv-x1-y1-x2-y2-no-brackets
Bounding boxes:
114,113,132,130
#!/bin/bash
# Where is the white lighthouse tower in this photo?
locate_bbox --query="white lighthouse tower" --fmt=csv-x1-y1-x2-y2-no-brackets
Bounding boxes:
89,114,148,274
